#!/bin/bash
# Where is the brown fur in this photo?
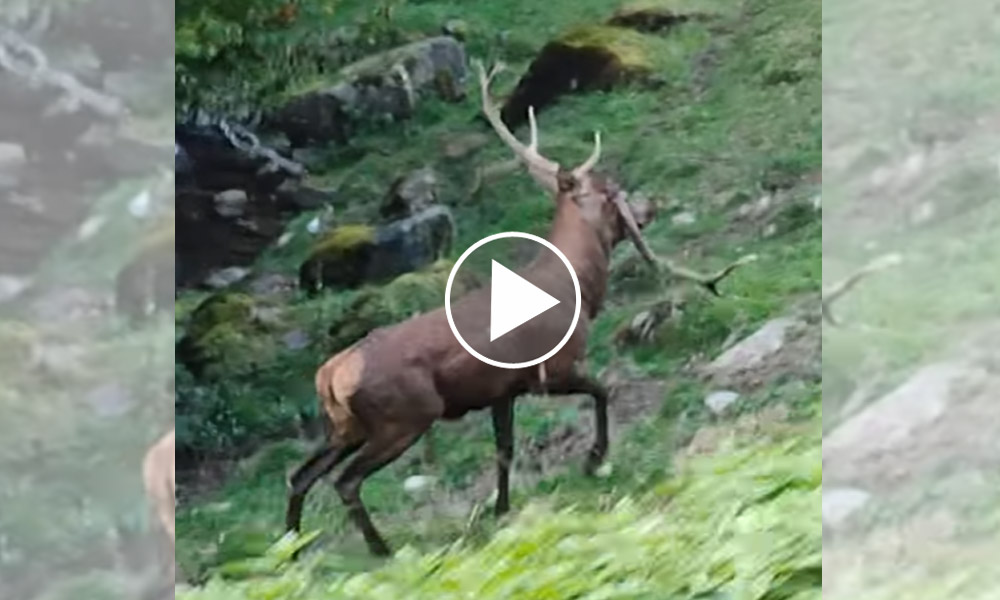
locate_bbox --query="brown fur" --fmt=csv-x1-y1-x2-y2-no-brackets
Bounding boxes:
142,429,176,580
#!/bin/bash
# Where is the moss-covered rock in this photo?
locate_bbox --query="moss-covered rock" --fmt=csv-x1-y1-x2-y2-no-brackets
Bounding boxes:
176,292,282,379
268,36,468,148
299,206,454,294
298,225,377,293
500,26,658,128
608,1,720,33
326,259,475,350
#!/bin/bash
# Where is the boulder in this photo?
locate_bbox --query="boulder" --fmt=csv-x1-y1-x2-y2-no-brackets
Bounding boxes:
175,116,320,289
607,1,718,33
300,206,455,294
380,167,439,220
500,25,656,128
175,292,282,378
268,36,468,148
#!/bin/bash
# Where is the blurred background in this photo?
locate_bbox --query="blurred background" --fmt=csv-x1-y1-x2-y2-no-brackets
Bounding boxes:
823,0,1000,597
0,0,174,598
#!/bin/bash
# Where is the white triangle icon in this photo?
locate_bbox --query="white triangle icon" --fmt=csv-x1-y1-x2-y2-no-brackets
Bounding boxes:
490,260,560,342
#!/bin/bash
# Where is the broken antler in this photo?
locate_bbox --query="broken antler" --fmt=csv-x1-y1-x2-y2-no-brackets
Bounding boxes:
611,190,757,296
822,253,903,325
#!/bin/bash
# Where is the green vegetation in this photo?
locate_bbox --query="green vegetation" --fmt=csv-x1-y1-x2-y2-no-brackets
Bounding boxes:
181,426,820,600
175,0,821,597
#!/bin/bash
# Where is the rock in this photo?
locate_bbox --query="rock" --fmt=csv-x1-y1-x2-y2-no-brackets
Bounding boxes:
300,206,454,294
247,273,296,298
705,317,797,382
823,362,992,486
705,390,740,415
299,224,377,293
369,205,455,280
275,182,335,211
282,330,311,351
380,167,438,220
268,36,468,148
175,117,308,289
607,2,718,33
214,189,250,218
671,211,696,226
403,475,438,496
205,266,251,289
500,25,656,128
822,487,871,530
441,18,470,41
176,292,281,379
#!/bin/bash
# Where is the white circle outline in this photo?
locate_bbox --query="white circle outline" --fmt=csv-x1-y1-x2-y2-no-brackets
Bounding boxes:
445,232,581,370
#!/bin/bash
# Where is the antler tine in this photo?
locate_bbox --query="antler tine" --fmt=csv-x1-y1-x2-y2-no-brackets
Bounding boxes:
572,131,602,177
474,59,559,188
527,105,539,151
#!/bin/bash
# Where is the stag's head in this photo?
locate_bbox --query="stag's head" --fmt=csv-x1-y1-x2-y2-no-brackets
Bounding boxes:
476,60,659,263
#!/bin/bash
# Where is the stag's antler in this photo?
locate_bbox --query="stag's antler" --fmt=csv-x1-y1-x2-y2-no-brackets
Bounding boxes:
611,190,757,296
476,60,560,192
822,253,903,325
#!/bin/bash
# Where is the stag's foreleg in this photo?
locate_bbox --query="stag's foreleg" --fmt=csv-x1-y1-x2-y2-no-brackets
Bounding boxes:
491,398,515,516
545,373,611,476
334,421,431,557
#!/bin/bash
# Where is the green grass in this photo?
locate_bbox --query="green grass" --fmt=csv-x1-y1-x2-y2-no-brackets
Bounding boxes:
176,0,821,595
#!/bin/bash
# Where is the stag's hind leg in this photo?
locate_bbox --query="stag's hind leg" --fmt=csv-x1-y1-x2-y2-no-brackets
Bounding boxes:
491,398,515,516
285,438,363,533
334,421,430,557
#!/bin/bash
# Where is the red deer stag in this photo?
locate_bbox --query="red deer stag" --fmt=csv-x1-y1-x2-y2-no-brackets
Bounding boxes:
284,60,754,556
143,428,176,582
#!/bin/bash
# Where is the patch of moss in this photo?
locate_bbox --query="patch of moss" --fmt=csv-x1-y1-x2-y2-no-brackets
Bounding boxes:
300,225,377,293
557,25,657,72
326,259,468,350
310,224,376,258
178,293,275,378
185,293,257,342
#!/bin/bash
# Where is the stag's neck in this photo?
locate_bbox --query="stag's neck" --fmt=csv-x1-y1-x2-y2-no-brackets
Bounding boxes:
540,202,614,319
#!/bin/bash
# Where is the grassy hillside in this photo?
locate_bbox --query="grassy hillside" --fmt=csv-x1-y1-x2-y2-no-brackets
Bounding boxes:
175,0,821,597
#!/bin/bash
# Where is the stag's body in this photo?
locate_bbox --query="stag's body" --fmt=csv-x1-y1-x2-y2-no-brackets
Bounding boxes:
285,61,750,557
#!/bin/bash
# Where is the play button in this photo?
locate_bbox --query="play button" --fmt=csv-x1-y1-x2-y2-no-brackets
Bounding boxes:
489,260,560,342
446,232,581,369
